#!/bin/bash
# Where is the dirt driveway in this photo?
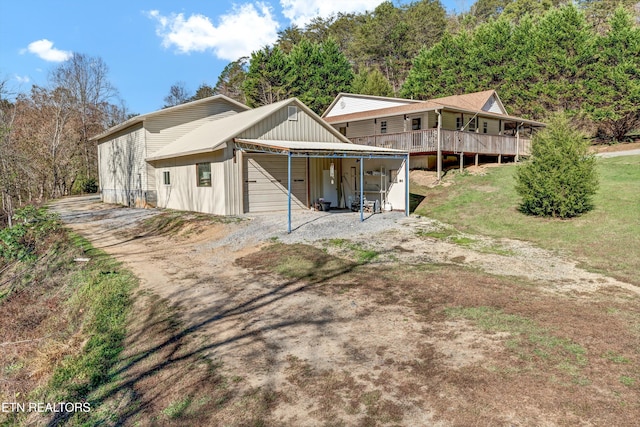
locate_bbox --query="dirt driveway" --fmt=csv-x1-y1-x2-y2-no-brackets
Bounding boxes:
50,196,640,426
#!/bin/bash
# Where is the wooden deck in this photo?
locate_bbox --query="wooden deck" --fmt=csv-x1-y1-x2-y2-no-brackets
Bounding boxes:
349,129,531,157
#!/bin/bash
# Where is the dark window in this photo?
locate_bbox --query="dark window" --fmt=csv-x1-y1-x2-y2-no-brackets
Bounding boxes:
456,117,463,130
163,171,170,185
197,163,211,187
468,117,477,132
411,118,421,131
483,121,488,134
339,126,347,136
380,120,387,134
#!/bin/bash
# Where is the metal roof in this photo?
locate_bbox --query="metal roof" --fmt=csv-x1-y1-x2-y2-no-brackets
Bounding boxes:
146,98,354,162
234,138,406,157
90,94,251,142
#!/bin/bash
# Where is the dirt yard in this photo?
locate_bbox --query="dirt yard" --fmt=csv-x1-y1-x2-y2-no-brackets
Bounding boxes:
50,196,640,426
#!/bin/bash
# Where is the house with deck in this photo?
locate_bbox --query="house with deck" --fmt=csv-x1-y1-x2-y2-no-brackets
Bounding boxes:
92,96,409,231
323,90,545,179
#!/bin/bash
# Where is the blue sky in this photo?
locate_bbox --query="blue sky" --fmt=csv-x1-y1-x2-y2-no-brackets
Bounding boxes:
0,0,471,115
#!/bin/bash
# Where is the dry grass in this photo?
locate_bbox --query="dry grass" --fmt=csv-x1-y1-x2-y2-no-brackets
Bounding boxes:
237,243,640,426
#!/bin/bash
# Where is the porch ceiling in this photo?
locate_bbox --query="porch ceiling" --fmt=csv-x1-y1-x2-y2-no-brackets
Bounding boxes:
234,138,407,158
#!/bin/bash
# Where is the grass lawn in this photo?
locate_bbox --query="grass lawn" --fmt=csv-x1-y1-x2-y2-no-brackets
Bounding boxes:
413,155,640,285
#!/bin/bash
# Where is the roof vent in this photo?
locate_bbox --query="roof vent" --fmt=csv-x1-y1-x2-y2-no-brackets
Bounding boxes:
288,106,298,121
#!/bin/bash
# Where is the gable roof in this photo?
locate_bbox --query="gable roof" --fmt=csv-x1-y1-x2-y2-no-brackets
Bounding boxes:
147,98,351,162
90,94,251,142
321,92,422,118
324,90,544,127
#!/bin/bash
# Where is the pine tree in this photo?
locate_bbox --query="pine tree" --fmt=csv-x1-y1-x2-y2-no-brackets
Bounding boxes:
515,114,598,218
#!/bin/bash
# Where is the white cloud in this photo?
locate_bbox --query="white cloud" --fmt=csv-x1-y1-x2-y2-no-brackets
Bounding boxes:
147,3,279,61
280,0,385,27
14,75,30,83
22,39,72,62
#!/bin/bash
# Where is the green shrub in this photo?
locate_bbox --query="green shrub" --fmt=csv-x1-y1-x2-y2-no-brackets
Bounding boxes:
515,115,599,218
72,175,99,194
0,206,59,261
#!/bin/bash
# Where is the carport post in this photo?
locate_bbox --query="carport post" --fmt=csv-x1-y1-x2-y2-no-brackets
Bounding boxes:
287,151,292,234
360,157,364,222
405,153,410,216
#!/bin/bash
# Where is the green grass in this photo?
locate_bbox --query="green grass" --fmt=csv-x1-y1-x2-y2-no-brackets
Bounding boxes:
445,306,588,381
414,155,640,285
327,238,379,264
45,233,137,416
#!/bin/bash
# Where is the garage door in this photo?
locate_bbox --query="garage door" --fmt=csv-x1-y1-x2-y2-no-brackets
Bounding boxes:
244,154,307,213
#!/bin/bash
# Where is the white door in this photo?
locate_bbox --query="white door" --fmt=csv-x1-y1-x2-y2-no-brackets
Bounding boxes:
322,170,339,208
244,154,307,213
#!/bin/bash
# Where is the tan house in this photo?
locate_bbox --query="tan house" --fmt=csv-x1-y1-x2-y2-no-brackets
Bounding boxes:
323,90,545,179
92,96,409,230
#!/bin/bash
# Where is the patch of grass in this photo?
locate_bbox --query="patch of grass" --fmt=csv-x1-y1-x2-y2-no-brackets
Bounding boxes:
620,376,636,387
46,233,136,403
327,239,379,264
602,351,630,364
445,306,588,380
162,396,192,419
414,155,640,285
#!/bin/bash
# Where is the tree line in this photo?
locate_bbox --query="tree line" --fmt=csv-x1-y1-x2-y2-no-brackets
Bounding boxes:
169,0,636,142
0,54,126,226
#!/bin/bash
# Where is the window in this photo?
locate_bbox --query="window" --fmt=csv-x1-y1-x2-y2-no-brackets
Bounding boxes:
163,171,170,186
288,106,298,121
483,121,488,134
468,117,477,132
456,117,463,130
197,163,211,187
380,120,387,134
411,117,421,131
339,126,347,136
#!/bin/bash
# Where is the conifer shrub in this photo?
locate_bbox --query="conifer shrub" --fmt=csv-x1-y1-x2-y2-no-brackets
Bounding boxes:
515,115,598,218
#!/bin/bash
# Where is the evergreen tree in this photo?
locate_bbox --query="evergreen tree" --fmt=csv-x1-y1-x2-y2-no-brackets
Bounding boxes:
214,57,248,103
351,68,395,97
583,7,640,139
516,114,598,218
243,46,290,108
287,39,354,114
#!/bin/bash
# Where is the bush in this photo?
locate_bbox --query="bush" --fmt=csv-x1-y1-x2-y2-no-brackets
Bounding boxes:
72,176,99,194
515,115,599,218
0,206,60,261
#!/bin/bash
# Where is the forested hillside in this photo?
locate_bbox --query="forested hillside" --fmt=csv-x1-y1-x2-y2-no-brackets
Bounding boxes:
1,0,638,225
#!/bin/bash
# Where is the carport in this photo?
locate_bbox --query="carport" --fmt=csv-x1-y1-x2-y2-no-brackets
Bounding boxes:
234,138,410,233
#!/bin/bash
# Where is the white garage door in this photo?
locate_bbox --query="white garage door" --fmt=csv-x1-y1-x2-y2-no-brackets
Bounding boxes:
244,154,307,213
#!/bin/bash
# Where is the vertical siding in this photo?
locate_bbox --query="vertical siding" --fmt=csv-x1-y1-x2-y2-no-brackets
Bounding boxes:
145,101,247,157
239,105,344,142
97,123,146,206
153,150,227,215
324,96,414,117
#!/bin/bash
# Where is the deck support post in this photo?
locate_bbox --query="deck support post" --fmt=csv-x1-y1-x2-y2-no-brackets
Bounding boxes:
405,153,410,216
515,123,521,162
287,151,292,234
475,153,479,167
498,154,502,164
436,110,442,181
459,153,464,172
360,157,364,222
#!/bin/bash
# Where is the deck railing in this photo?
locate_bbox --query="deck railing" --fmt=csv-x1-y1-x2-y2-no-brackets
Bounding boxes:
350,129,531,157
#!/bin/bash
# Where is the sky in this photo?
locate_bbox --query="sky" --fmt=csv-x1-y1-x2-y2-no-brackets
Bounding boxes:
0,0,471,115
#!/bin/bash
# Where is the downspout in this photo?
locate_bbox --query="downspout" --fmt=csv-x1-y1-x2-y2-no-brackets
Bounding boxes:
516,122,522,162
360,157,364,222
405,153,410,216
436,109,442,182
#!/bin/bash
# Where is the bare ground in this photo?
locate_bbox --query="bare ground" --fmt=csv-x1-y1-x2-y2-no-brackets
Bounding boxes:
49,196,640,426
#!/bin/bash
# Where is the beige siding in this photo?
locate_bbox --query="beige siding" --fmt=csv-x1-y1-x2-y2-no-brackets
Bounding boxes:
145,101,246,159
325,95,413,118
341,158,406,211
97,123,147,206
309,158,341,205
153,151,227,215
441,111,459,130
243,154,307,213
345,120,375,138
239,105,343,142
